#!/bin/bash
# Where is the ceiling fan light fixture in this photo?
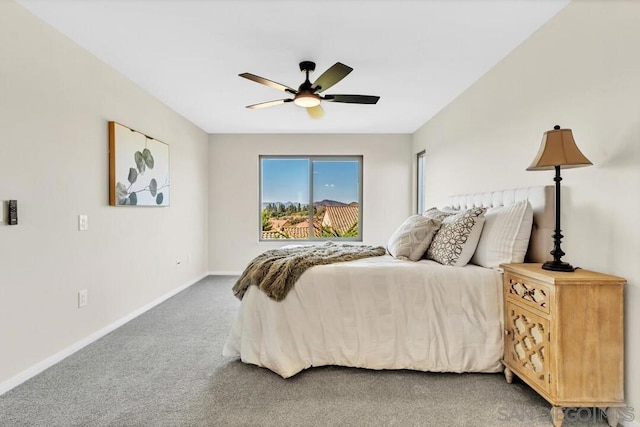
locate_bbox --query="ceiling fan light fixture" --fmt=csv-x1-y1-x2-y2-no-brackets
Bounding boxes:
293,93,321,108
240,61,380,116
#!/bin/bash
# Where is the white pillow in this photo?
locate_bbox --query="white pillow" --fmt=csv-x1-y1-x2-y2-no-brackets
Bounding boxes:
426,207,487,267
387,216,442,261
471,200,533,269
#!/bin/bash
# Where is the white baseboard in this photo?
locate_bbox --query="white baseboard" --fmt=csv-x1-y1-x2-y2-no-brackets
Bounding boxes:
208,271,241,276
0,272,208,396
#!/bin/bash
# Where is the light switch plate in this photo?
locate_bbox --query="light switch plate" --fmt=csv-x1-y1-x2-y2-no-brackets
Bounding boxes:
78,290,88,307
78,215,88,231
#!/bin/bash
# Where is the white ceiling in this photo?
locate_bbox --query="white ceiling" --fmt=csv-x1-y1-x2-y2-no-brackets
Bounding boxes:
17,0,570,134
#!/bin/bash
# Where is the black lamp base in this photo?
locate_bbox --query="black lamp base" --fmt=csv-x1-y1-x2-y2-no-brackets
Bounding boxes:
542,260,576,272
541,164,578,273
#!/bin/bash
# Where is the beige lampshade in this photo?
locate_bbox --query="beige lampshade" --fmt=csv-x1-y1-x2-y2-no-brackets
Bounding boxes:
527,126,593,171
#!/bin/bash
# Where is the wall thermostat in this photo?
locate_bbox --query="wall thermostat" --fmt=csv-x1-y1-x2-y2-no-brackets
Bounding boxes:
8,200,18,225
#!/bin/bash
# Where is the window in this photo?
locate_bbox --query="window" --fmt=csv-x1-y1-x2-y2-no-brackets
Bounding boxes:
417,150,426,214
260,155,362,241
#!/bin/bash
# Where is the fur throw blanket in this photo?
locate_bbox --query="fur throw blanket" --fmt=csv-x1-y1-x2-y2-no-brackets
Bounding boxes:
233,241,386,301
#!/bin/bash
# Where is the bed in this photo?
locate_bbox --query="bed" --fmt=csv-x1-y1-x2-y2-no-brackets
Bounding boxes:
223,186,554,378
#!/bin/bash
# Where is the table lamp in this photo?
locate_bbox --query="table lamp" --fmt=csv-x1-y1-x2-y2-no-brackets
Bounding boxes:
527,125,592,272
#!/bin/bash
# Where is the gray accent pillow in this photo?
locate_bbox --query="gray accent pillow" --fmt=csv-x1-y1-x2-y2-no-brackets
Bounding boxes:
387,216,442,261
422,207,458,222
426,207,487,267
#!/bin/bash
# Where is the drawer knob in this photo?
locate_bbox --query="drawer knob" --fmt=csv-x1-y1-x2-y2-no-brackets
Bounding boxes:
504,329,511,336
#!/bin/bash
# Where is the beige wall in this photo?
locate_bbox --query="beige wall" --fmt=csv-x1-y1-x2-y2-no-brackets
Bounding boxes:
208,134,412,272
413,0,640,418
0,1,209,388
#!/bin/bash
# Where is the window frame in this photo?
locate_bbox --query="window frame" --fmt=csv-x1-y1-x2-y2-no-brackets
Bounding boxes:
416,150,426,214
258,155,363,242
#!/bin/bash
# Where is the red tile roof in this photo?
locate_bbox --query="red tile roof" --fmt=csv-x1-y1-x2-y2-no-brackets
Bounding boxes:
321,205,359,234
261,225,321,240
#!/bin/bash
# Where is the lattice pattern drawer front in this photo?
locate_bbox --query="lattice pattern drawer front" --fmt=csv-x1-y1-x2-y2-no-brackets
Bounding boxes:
505,302,551,393
504,273,551,315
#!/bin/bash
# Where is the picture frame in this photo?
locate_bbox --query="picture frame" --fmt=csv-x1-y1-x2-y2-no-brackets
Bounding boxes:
108,121,170,206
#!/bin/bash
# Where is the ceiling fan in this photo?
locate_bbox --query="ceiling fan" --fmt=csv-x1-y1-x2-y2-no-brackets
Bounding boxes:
239,61,380,119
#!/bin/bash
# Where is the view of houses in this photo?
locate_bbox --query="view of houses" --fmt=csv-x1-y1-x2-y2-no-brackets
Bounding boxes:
261,200,359,240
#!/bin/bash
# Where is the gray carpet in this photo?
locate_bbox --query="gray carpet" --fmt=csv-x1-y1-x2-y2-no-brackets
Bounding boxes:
0,276,614,426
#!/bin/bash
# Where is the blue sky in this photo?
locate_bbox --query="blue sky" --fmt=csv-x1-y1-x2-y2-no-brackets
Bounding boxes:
261,158,359,204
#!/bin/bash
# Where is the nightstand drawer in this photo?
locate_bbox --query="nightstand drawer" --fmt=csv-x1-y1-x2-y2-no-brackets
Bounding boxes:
504,273,551,315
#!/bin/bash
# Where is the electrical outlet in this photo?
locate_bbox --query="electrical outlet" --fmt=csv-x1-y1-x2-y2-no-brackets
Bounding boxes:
78,215,88,231
78,290,88,308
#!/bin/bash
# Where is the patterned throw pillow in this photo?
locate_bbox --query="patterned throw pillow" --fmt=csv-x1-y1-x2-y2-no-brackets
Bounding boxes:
387,216,442,261
426,207,487,267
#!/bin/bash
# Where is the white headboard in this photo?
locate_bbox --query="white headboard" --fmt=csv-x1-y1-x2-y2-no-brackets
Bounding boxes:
444,186,554,263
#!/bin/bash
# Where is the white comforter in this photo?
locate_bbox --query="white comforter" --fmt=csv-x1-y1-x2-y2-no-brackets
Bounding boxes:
223,255,504,378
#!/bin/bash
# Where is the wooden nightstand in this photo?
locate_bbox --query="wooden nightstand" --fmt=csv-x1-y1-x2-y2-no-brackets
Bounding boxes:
500,263,626,427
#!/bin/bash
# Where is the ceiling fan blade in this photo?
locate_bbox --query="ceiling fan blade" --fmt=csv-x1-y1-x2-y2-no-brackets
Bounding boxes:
324,94,380,104
239,73,297,94
306,105,324,119
311,62,353,93
246,99,293,109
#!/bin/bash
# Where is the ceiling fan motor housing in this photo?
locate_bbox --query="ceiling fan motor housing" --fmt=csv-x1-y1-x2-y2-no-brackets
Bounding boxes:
296,61,318,105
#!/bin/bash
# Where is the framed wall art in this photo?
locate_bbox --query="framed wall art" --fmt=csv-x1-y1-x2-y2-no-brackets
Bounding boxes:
108,121,170,206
